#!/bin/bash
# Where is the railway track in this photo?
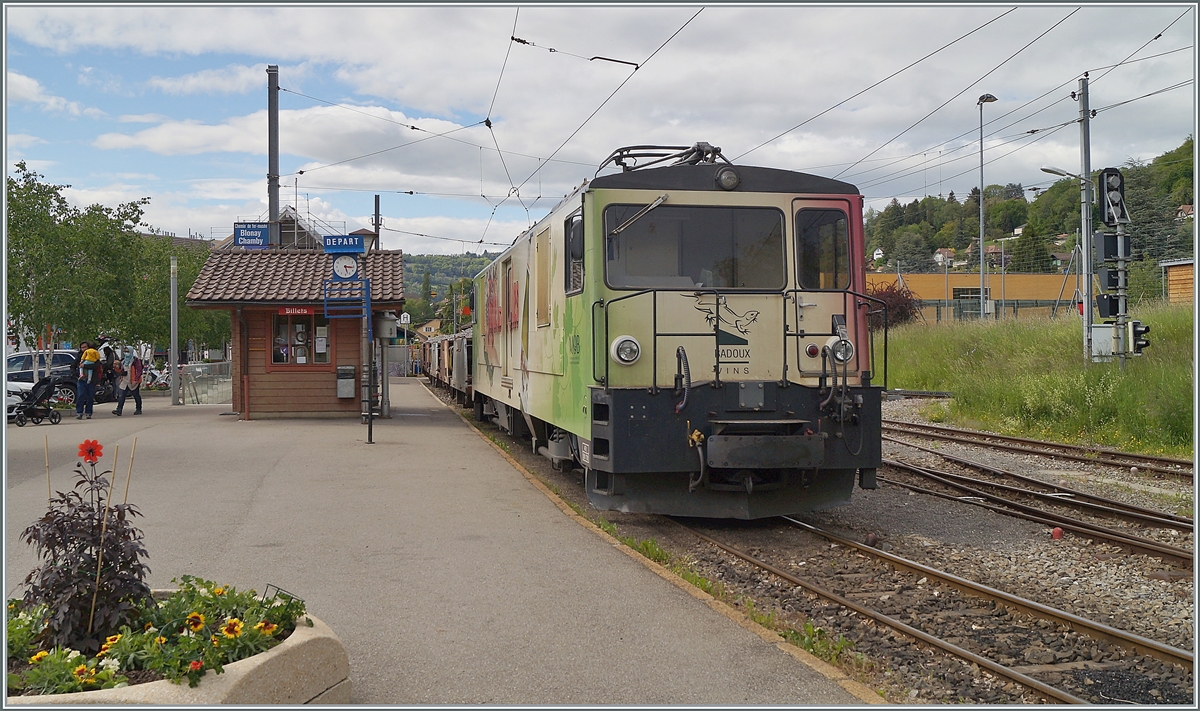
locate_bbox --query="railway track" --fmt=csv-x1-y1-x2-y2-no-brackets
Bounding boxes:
884,437,1193,532
674,518,1193,705
880,458,1193,570
881,420,1194,480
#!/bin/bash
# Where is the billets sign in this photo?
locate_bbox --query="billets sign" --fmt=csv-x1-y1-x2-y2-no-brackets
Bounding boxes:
323,234,366,253
234,222,270,249
279,306,314,315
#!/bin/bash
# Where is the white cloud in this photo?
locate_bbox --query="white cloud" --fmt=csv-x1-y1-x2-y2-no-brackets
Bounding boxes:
147,63,269,95
7,71,84,115
7,133,46,149
119,113,169,123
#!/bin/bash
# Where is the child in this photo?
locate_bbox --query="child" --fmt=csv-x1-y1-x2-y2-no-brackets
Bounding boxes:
78,346,101,380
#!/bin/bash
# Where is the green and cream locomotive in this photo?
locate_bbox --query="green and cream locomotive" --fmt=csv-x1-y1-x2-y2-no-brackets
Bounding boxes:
470,143,884,519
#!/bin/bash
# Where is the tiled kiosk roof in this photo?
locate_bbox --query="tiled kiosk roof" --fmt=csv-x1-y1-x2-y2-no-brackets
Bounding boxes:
186,249,405,307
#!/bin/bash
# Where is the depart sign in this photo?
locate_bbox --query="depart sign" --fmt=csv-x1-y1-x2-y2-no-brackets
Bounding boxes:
234,222,270,249
323,234,366,253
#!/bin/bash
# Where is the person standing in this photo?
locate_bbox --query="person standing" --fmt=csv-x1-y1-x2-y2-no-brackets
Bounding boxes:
74,340,101,419
112,347,143,416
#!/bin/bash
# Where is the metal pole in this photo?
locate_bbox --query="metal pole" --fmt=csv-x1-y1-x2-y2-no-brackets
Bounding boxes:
170,257,180,406
267,65,280,247
1078,74,1094,360
978,100,987,320
1116,221,1127,370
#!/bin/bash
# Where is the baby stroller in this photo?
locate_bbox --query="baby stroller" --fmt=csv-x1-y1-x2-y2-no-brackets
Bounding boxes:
11,374,69,427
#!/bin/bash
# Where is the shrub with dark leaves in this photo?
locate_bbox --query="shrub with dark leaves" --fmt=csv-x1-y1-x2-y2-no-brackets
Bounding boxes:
19,441,151,655
866,279,922,331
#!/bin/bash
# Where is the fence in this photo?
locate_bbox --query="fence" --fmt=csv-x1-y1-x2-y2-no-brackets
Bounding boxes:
180,361,233,405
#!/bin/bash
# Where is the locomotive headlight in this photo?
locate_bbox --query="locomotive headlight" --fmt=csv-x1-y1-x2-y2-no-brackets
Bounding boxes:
715,166,741,191
825,336,854,364
610,335,641,365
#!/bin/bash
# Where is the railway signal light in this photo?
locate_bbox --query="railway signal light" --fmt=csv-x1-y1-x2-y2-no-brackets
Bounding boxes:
1099,168,1129,226
1128,320,1150,354
1095,294,1120,318
1093,232,1130,263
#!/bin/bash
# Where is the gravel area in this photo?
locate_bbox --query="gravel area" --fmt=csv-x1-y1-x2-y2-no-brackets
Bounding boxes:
429,384,1195,704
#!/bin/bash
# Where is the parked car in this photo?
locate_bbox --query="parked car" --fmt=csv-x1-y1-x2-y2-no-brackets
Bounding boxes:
6,346,123,404
7,380,32,421
6,350,76,383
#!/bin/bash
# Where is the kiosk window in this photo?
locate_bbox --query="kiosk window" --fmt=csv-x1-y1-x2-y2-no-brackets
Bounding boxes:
272,314,330,365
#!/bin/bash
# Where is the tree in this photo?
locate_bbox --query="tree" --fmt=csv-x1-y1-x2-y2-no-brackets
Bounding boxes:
1008,222,1053,273
420,271,432,301
6,162,146,345
890,228,936,273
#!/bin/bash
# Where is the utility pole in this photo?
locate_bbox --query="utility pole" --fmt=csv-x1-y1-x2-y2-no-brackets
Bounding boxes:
170,257,180,406
267,65,280,247
1077,74,1094,361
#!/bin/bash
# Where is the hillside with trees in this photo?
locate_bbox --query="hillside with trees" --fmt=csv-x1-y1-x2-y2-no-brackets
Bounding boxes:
865,136,1193,278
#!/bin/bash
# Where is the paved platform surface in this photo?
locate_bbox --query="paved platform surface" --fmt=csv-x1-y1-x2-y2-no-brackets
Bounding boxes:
4,378,865,704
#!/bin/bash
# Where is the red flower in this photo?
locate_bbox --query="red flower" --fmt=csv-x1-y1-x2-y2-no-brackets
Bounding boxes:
189,660,203,672
78,440,103,464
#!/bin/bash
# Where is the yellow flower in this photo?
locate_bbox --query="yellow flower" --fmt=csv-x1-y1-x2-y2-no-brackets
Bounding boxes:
105,633,122,645
210,634,220,647
185,612,206,631
155,636,167,645
29,650,49,664
221,618,244,638
254,620,278,635
212,586,226,596
73,664,89,679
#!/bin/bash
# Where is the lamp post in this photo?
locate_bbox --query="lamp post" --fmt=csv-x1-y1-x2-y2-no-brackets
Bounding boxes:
1042,164,1094,359
977,93,997,320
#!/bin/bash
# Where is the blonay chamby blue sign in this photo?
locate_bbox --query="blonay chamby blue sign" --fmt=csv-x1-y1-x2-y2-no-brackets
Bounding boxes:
233,222,270,249
323,234,366,253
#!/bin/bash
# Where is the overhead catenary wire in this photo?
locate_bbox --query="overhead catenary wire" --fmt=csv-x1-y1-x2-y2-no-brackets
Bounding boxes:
734,6,1017,162
380,224,511,247
833,7,1081,180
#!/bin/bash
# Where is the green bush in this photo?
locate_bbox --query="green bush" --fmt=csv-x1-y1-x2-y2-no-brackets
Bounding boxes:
879,302,1194,456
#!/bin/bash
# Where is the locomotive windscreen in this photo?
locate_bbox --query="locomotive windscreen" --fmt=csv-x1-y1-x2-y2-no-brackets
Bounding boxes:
604,204,785,290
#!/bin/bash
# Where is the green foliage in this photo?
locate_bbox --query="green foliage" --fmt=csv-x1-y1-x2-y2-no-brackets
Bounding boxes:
19,450,151,655
1007,222,1054,273
781,619,856,663
9,646,128,695
882,303,1194,456
866,137,1193,270
6,163,229,351
7,577,307,694
618,536,672,565
404,254,495,299
6,162,146,345
7,600,46,660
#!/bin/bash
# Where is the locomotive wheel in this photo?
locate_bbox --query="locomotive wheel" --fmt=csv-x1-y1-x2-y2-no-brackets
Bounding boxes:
49,410,62,425
15,413,27,427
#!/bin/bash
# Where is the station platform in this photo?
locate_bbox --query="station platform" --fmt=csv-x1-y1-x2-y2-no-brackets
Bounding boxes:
4,378,875,704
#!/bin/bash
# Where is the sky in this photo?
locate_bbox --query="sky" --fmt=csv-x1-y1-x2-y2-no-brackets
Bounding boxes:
4,3,1196,256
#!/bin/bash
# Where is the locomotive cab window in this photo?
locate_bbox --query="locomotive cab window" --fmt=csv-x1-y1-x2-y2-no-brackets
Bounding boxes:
271,313,331,365
565,212,584,295
796,208,850,290
604,204,784,290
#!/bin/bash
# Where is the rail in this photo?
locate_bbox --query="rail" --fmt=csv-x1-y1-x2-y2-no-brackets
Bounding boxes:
591,287,888,392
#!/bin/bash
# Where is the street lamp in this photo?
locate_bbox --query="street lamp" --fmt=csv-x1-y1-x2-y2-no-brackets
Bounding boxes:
977,93,997,321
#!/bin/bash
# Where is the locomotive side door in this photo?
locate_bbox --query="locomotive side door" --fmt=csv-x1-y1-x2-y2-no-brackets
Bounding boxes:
790,198,863,381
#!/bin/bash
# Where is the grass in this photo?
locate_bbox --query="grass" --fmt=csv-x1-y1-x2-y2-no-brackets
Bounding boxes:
877,301,1194,458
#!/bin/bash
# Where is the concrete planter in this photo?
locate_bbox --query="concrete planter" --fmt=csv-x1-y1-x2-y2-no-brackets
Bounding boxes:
6,614,350,705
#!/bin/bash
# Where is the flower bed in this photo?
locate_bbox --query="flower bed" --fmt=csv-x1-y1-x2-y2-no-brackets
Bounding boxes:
7,440,350,703
7,601,349,704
